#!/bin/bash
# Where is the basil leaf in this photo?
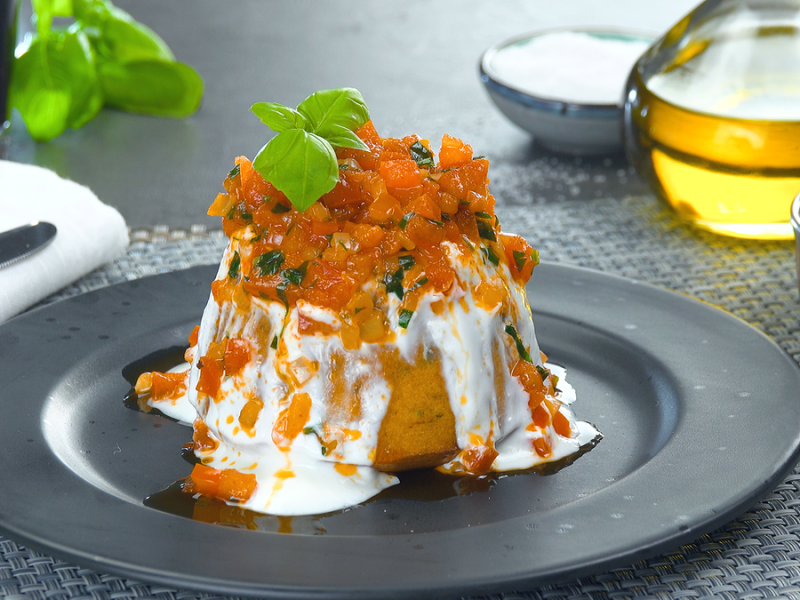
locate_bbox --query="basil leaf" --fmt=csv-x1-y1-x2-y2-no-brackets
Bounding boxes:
31,0,55,38
409,141,434,168
252,129,338,212
297,87,369,137
281,261,308,286
254,249,285,275
73,0,174,62
97,58,203,117
12,30,103,141
384,267,404,300
398,255,415,270
398,212,413,230
476,218,497,242
251,102,309,132
320,123,368,151
513,250,527,272
505,324,533,363
53,0,73,17
409,276,428,292
481,246,500,266
228,251,241,279
398,309,414,329
12,41,70,141
536,365,550,382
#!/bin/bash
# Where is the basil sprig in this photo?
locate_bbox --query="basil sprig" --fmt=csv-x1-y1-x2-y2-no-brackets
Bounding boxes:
12,0,203,142
251,88,370,212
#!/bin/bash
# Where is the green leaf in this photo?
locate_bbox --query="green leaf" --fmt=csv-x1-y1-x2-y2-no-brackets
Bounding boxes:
31,0,55,38
73,0,174,62
384,267,404,300
512,250,527,272
398,255,415,270
409,141,434,168
297,87,369,137
320,123,368,151
12,30,103,141
251,102,308,132
53,0,73,17
505,324,533,363
398,309,414,329
254,250,285,275
97,59,203,117
252,129,338,212
476,218,497,242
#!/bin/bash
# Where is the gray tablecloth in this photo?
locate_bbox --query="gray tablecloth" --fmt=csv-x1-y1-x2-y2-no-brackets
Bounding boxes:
3,193,800,600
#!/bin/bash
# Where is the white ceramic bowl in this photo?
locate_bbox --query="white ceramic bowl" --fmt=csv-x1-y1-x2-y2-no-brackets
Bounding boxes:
479,27,655,155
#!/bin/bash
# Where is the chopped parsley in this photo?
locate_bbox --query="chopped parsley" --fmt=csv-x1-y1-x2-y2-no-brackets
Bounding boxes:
505,324,532,363
282,261,309,286
513,250,527,272
398,309,414,329
409,276,428,291
399,212,414,230
228,164,240,179
228,251,240,279
475,216,497,242
384,267,405,300
409,141,435,168
481,246,500,266
398,255,415,270
254,250,285,275
271,202,291,213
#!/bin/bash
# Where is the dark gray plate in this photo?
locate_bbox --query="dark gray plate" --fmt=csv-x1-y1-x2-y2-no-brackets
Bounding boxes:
1,263,800,600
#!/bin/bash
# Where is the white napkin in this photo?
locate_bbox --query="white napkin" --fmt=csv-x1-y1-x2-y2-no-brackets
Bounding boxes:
0,160,129,322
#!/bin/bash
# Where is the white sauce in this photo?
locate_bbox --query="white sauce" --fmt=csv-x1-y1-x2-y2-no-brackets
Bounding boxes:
490,31,650,105
148,239,600,516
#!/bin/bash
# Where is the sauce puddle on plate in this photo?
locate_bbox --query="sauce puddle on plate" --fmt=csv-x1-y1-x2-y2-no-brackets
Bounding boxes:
124,348,600,534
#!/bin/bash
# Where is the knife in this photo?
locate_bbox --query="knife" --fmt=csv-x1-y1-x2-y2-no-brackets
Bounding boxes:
0,222,58,269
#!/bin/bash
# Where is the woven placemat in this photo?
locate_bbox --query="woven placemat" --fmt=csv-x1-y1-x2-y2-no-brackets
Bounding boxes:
3,194,800,600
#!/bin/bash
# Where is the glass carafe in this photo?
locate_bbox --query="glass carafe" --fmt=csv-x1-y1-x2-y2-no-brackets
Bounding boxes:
624,0,800,240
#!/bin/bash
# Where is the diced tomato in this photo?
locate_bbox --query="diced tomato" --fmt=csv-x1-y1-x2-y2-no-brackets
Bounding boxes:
460,444,499,474
271,392,313,448
498,232,538,283
188,325,200,347
238,157,270,211
187,464,257,503
224,338,251,375
380,159,422,190
150,371,186,401
196,354,223,398
438,134,473,169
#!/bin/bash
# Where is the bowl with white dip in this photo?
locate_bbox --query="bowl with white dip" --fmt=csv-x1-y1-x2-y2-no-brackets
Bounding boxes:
480,28,655,155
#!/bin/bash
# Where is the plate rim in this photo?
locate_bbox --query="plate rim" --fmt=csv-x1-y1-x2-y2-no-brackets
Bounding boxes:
1,262,800,599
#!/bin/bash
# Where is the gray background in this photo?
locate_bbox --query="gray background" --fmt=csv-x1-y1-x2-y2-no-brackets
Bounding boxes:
5,0,698,229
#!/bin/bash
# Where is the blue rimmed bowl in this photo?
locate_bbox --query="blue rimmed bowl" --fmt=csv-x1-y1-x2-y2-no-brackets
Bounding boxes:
479,27,655,155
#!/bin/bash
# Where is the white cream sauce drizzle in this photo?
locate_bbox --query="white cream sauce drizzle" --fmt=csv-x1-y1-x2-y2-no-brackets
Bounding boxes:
148,241,599,516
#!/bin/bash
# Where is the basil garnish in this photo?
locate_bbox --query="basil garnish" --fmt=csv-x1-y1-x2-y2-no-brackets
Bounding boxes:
476,217,497,242
409,141,435,168
398,309,414,329
228,251,241,279
505,324,533,363
513,250,527,272
251,88,370,212
398,255,415,270
384,268,405,300
255,250,285,275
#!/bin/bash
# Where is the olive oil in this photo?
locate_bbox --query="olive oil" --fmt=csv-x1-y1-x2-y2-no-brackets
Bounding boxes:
625,19,800,239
